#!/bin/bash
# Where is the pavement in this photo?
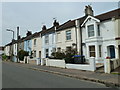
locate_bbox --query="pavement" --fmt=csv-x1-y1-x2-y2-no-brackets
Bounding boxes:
3,61,120,88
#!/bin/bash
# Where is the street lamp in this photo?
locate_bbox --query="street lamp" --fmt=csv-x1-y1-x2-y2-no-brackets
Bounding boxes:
6,29,15,62
6,29,14,40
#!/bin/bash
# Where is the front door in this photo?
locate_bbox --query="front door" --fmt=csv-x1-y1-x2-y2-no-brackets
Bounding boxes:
39,51,41,58
109,46,115,59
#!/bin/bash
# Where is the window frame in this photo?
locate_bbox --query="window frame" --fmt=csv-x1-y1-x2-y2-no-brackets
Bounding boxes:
89,45,96,57
87,24,94,37
45,35,49,44
66,30,71,40
34,39,36,46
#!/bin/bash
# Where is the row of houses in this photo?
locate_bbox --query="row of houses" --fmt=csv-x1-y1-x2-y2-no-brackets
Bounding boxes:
4,5,120,64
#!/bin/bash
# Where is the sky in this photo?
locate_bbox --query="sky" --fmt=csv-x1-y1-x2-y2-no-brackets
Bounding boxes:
1,1,119,46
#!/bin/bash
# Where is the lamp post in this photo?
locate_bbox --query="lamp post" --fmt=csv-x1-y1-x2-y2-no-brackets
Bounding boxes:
6,29,14,40
6,29,15,61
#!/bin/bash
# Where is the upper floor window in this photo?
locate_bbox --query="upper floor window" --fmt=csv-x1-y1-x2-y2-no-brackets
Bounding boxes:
57,33,61,42
34,39,36,46
99,45,102,57
88,25,94,37
45,35,49,44
66,30,71,40
97,25,100,36
28,40,30,47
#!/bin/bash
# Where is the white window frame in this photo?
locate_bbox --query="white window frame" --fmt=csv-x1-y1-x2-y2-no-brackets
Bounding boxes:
45,35,49,44
34,39,36,46
66,30,71,40
89,45,96,57
87,24,94,37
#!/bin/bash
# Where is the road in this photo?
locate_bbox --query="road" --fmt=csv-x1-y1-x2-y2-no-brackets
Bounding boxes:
2,62,108,88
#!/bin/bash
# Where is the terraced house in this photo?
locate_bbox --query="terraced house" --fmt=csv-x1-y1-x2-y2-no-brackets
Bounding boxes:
4,5,120,66
81,6,120,63
31,32,42,59
41,20,59,58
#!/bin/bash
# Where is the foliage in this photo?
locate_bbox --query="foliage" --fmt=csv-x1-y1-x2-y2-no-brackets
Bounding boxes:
50,47,78,63
2,54,7,60
50,51,65,59
17,50,29,61
64,48,78,63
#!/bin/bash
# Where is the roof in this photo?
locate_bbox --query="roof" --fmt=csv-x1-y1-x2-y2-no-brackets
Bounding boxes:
56,20,75,31
95,8,120,21
5,42,12,46
23,31,41,41
57,16,87,31
57,8,120,31
41,26,55,35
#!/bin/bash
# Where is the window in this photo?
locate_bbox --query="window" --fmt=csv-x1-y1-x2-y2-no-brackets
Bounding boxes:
57,33,61,42
66,30,71,40
98,25,100,36
89,46,95,57
99,45,102,57
45,35,49,44
34,51,36,57
45,49,49,58
57,47,61,52
88,25,94,37
34,39,36,46
52,48,56,52
52,34,54,44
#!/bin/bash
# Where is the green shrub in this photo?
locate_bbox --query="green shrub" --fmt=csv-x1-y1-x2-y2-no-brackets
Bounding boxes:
2,54,7,60
51,51,65,59
17,50,29,61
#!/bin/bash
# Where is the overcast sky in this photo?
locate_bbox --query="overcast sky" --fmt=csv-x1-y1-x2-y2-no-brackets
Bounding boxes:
1,2,119,46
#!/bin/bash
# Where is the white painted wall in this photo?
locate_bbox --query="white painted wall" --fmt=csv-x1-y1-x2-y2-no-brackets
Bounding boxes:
4,46,10,56
46,59,66,68
41,33,56,58
82,16,118,63
13,43,17,56
66,57,96,71
56,25,81,53
32,35,42,59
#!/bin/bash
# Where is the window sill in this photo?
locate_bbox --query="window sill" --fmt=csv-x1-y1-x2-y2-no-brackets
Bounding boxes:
65,39,73,42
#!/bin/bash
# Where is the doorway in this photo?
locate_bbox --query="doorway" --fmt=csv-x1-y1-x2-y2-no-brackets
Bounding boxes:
108,45,115,59
39,51,41,58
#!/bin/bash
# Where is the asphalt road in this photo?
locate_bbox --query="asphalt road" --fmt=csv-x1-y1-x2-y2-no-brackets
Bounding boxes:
2,62,108,88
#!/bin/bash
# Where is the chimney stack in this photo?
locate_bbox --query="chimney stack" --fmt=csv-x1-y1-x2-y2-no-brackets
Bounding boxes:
42,25,47,31
85,5,94,16
17,26,19,40
53,20,59,27
26,31,32,36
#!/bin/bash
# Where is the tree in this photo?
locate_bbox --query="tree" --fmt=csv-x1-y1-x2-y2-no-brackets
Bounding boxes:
17,50,29,61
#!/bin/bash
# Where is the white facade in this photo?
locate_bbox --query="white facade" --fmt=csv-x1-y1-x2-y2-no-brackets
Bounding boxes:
4,45,11,56
13,43,17,56
56,20,81,54
32,34,42,59
41,32,56,58
82,16,119,63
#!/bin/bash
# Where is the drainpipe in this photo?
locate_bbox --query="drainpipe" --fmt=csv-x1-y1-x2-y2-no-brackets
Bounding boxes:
77,19,83,62
75,24,78,53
